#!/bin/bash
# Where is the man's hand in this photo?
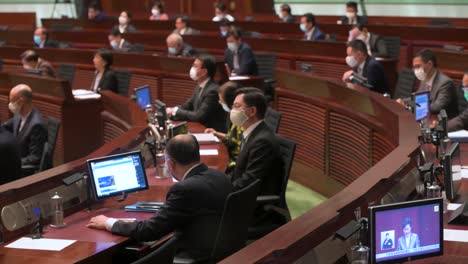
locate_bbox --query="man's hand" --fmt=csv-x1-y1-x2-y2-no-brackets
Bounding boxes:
204,128,216,134
166,107,174,118
430,120,438,129
87,215,109,230
342,70,354,83
395,98,405,106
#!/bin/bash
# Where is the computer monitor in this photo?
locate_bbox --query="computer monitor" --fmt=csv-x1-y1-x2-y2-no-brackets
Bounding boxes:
86,151,149,201
413,91,430,122
443,142,461,202
369,198,443,264
168,121,188,139
154,99,168,128
134,85,151,110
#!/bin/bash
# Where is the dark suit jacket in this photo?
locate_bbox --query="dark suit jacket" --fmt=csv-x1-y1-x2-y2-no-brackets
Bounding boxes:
339,15,368,26
111,163,232,259
174,79,227,133
303,27,325,41
2,108,47,167
231,121,282,195
112,24,137,34
416,71,458,119
353,56,389,94
282,15,296,23
224,42,258,76
93,69,118,93
37,58,56,77
35,39,59,48
369,33,387,57
0,127,21,184
173,43,197,57
172,27,201,36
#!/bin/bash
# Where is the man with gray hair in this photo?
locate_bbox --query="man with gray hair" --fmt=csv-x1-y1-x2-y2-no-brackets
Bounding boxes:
166,33,196,57
2,84,47,176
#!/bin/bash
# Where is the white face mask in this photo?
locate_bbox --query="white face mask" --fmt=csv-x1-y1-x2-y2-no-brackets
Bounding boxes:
300,23,307,33
152,9,160,16
110,40,118,49
346,55,358,68
189,66,198,81
8,101,21,115
227,42,237,52
118,16,128,25
414,67,427,81
346,12,356,19
230,108,249,126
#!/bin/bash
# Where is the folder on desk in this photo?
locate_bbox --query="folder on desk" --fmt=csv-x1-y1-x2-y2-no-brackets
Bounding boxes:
448,130,468,142
191,133,220,144
125,201,164,213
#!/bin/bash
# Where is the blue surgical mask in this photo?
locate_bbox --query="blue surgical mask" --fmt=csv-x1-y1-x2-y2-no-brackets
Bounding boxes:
110,40,118,49
221,30,228,37
300,24,307,33
227,42,237,52
33,35,41,45
168,47,177,55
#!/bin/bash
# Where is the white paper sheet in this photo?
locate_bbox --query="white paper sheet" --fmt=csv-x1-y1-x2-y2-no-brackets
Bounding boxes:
200,149,219,156
6,237,76,251
448,130,468,142
72,89,101,99
447,203,463,211
444,229,468,242
229,76,250,81
461,169,468,179
192,133,219,143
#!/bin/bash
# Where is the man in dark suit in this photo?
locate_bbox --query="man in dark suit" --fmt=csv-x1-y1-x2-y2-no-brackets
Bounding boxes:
166,54,227,133
337,1,368,26
0,126,21,184
224,27,258,76
2,84,47,176
173,15,200,35
279,4,295,23
87,134,232,260
166,33,196,57
446,72,468,131
108,29,132,52
300,13,325,41
20,49,56,77
87,1,108,21
33,27,58,48
348,24,387,57
342,40,389,94
229,88,282,195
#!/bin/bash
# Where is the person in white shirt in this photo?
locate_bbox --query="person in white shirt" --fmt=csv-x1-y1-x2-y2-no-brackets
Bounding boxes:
212,2,234,22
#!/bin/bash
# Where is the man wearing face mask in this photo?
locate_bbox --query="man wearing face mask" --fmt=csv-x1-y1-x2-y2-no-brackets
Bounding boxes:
107,29,131,52
20,50,56,78
166,54,227,133
448,72,468,131
224,27,258,76
212,2,235,22
173,15,200,36
229,87,282,195
300,13,325,41
219,18,231,38
278,4,295,23
342,39,389,94
166,33,196,57
348,24,387,58
33,27,58,48
337,1,368,26
2,84,47,176
87,134,232,260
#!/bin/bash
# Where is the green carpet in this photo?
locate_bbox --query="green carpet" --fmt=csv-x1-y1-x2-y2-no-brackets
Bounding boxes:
286,180,327,219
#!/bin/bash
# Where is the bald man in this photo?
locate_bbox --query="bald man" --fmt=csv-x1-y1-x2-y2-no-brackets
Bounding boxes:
33,27,58,48
2,85,47,176
88,134,232,260
166,33,196,57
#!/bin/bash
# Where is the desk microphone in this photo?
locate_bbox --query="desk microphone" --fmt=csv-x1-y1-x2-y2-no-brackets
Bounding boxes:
349,73,373,89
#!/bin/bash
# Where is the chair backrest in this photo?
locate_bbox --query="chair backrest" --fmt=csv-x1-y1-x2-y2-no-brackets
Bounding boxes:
393,68,416,99
254,52,276,81
57,63,76,85
277,135,297,210
382,36,400,59
39,116,61,172
114,69,132,96
211,179,261,262
264,107,282,133
129,43,145,52
132,236,178,264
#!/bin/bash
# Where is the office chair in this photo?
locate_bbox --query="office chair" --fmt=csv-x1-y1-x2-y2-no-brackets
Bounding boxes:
248,136,297,239
254,52,276,102
264,107,282,133
174,179,261,264
114,69,132,96
131,236,178,264
57,63,76,86
382,36,400,59
38,116,61,172
393,68,416,99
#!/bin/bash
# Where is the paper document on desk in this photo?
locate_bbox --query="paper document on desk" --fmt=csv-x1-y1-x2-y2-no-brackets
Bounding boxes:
6,237,76,251
200,149,218,156
229,76,250,81
448,130,468,142
461,168,468,179
444,229,468,242
192,133,220,144
447,203,463,211
72,89,101,99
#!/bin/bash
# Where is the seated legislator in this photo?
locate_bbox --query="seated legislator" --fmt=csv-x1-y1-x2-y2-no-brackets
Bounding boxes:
337,1,368,25
224,27,258,76
300,13,325,41
218,18,232,37
278,4,296,23
108,29,132,51
0,126,21,184
212,2,235,22
20,50,56,78
229,88,282,195
447,72,468,131
112,10,137,34
2,84,47,175
33,27,58,48
342,40,389,94
173,15,200,36
166,54,227,133
149,1,169,21
90,49,118,93
87,134,232,260
348,24,387,57
204,81,243,172
87,1,108,21
166,33,196,57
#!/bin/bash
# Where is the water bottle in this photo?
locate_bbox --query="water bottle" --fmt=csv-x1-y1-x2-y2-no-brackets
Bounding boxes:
50,192,66,228
155,145,168,179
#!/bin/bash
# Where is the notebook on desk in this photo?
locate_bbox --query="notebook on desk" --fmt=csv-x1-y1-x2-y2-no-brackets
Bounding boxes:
124,201,164,213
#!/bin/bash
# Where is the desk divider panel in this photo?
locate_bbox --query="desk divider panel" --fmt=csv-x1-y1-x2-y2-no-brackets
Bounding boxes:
161,77,195,107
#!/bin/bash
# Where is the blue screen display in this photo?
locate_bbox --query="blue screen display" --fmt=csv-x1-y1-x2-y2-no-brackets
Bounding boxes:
135,86,151,110
415,93,429,122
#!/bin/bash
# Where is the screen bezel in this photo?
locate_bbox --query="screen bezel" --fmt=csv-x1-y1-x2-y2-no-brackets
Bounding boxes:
444,142,460,202
86,150,149,201
369,198,443,264
134,85,151,110
412,91,430,122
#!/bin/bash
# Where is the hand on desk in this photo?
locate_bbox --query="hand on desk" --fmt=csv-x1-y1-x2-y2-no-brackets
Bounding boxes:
87,215,109,230
396,98,405,106
342,70,354,83
204,128,226,140
166,107,174,118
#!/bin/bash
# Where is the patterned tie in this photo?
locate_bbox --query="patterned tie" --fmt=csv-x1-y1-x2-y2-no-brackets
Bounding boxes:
233,51,240,72
240,133,245,150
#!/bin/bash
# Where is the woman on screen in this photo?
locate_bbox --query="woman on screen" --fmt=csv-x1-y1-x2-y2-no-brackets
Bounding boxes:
397,217,420,250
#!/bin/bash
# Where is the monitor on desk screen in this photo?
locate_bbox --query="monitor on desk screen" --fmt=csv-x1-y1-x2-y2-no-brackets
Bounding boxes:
369,198,443,264
135,85,151,110
413,91,430,122
87,151,149,201
443,142,461,202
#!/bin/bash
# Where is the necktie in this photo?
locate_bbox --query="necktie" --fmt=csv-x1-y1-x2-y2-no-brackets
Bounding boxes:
233,51,240,72
240,134,245,150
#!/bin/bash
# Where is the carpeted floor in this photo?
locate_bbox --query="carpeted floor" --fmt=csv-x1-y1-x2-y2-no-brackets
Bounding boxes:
286,180,327,219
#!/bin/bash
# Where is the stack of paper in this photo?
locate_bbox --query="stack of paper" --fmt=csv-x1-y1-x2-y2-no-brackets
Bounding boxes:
72,89,101,99
6,237,76,251
448,130,468,142
192,133,220,144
